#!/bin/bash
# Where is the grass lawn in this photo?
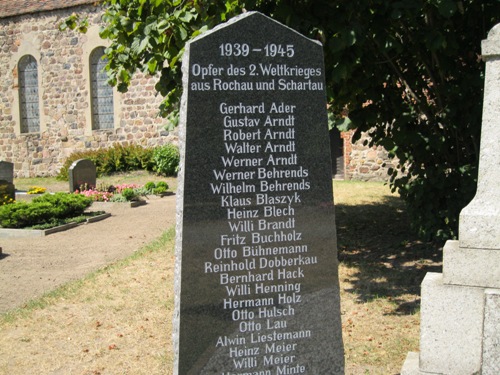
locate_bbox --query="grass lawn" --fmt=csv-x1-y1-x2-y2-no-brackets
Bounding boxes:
334,181,442,373
0,177,443,374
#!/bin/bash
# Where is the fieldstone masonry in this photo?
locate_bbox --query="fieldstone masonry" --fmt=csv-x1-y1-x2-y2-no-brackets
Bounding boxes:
344,130,399,181
401,23,500,375
0,3,175,178
174,12,344,374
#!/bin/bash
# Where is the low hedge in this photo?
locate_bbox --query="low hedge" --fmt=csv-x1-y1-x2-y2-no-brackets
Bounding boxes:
0,193,92,229
57,143,179,180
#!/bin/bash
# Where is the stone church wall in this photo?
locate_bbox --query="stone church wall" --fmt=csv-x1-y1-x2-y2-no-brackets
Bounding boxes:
341,130,399,182
0,4,175,177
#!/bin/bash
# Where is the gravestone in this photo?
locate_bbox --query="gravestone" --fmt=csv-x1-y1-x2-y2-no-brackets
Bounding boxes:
0,161,14,184
401,23,500,375
68,159,96,192
0,179,15,203
174,12,344,375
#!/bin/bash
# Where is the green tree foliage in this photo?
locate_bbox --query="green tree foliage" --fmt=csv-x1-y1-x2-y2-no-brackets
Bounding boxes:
61,0,499,240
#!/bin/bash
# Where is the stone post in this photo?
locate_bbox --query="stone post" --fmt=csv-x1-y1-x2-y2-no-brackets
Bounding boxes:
401,23,500,375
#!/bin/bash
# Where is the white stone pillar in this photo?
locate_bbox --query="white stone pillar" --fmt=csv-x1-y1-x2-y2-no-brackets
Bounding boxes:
401,23,500,375
443,24,500,289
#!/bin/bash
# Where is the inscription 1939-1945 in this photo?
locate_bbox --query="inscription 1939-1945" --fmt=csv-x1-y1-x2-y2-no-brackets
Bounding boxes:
174,12,344,375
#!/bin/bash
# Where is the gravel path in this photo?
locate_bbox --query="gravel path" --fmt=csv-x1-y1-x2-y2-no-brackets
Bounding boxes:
0,195,176,313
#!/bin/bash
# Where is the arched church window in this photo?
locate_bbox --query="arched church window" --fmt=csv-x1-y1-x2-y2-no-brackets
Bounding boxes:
18,55,40,133
90,47,114,130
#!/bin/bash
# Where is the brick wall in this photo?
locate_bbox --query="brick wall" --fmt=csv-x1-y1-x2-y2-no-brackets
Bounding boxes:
0,4,176,177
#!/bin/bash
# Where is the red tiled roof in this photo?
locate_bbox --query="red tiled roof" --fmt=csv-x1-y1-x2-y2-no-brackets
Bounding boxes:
0,0,100,19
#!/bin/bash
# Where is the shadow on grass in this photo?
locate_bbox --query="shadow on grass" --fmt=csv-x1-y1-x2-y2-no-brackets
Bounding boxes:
335,195,443,315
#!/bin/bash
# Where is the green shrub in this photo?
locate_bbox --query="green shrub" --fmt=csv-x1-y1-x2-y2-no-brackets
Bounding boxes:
155,181,169,190
58,143,156,179
152,144,180,176
120,188,137,201
0,202,52,228
153,186,168,195
0,193,92,228
144,181,156,193
33,193,92,217
58,143,178,180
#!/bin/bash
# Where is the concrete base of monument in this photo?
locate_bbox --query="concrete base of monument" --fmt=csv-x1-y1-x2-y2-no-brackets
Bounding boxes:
400,352,431,375
482,290,500,375
443,240,500,288
401,272,500,375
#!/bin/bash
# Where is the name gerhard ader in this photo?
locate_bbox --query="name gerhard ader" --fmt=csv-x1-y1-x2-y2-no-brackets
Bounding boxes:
219,102,296,115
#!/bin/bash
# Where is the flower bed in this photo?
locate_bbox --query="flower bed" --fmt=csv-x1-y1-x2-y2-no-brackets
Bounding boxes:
75,181,170,203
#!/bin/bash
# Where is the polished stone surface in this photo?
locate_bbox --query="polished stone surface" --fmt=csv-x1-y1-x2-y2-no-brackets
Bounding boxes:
174,12,344,375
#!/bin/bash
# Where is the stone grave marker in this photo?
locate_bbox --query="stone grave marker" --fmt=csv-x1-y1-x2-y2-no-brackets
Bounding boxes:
68,159,96,192
174,12,344,374
0,161,14,184
0,179,15,203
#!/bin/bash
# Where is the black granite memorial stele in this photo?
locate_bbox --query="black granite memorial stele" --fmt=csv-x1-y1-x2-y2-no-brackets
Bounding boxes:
174,12,344,375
